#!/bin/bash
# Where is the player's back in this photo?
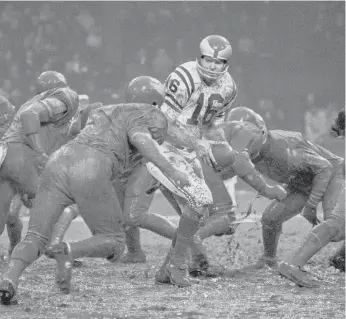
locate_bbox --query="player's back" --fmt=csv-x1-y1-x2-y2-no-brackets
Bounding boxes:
270,130,343,170
2,88,78,147
72,103,166,173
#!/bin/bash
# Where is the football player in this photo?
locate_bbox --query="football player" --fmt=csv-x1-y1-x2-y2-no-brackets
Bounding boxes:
278,108,345,287
5,82,92,258
0,71,79,239
0,95,21,256
124,35,239,264
0,76,212,304
210,107,344,271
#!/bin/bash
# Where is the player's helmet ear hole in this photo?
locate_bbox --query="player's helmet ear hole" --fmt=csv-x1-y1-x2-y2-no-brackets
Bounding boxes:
153,102,157,106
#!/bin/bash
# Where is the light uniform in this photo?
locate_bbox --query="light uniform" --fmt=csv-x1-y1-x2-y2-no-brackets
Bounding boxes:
160,60,238,215
162,61,237,132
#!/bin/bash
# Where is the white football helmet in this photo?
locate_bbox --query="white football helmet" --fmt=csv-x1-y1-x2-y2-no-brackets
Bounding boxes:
197,35,232,82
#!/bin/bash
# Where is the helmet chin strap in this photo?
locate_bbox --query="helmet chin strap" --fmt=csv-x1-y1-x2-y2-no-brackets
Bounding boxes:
196,58,228,83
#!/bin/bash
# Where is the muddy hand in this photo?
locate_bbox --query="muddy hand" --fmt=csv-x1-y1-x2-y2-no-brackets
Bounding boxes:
170,170,191,188
37,153,49,172
196,140,216,167
301,206,320,226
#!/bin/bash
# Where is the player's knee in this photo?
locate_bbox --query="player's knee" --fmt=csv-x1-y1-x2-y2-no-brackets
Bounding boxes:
105,233,126,262
11,231,48,263
6,214,22,228
131,211,149,227
325,218,345,242
183,205,208,221
261,214,282,231
261,201,287,230
63,205,79,220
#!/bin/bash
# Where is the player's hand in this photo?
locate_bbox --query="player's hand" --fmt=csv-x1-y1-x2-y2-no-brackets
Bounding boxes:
20,193,33,209
169,170,191,188
270,185,287,200
196,140,216,167
36,152,49,172
301,206,320,226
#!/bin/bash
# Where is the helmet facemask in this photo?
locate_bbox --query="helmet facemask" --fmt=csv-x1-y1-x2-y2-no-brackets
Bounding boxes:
197,56,229,83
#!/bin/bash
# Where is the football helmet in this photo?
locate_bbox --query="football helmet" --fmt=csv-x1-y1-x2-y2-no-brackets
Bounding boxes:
125,76,164,107
197,35,232,82
36,70,68,94
227,106,268,144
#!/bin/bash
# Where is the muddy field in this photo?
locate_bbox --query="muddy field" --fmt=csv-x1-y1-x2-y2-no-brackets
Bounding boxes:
0,191,344,319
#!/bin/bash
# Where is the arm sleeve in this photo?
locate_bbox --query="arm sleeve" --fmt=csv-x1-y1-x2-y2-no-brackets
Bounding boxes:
160,70,190,121
127,109,167,141
287,147,333,208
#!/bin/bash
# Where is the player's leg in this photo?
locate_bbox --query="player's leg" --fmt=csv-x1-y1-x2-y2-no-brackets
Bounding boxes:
321,167,344,219
6,194,23,256
113,175,147,264
254,191,308,269
0,166,72,305
225,176,238,207
278,187,345,287
0,143,42,237
122,165,177,263
194,162,236,239
49,204,79,247
0,179,15,236
161,195,208,287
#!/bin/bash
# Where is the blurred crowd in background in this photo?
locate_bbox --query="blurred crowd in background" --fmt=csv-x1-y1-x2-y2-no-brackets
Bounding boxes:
0,1,344,152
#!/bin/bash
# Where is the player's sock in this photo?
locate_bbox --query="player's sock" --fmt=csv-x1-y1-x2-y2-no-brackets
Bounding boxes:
2,259,26,290
155,231,177,284
7,217,23,256
50,205,78,246
290,222,337,267
122,227,146,263
166,215,199,287
140,213,177,239
172,215,199,263
262,225,281,260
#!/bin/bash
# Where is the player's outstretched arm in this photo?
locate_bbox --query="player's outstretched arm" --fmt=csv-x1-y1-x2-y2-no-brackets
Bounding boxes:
129,131,190,188
290,148,333,209
20,99,65,155
232,151,287,200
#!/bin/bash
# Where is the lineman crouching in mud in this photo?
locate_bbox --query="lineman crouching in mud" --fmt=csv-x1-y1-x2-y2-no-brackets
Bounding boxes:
0,76,211,305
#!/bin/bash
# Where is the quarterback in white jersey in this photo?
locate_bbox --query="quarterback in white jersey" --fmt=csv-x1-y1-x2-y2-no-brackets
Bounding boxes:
155,35,240,281
162,59,236,130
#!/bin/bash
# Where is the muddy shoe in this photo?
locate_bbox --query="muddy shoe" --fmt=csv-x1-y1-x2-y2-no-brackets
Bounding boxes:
0,278,18,305
246,256,278,270
121,250,146,264
49,242,73,294
44,246,55,259
73,260,83,268
189,253,209,277
154,267,171,285
278,262,319,288
329,254,345,272
165,263,191,287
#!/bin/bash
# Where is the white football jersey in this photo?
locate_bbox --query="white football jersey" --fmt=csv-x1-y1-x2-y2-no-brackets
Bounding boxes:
161,61,237,128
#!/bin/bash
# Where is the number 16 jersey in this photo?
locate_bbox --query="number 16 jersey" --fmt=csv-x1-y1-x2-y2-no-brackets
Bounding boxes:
161,61,237,130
